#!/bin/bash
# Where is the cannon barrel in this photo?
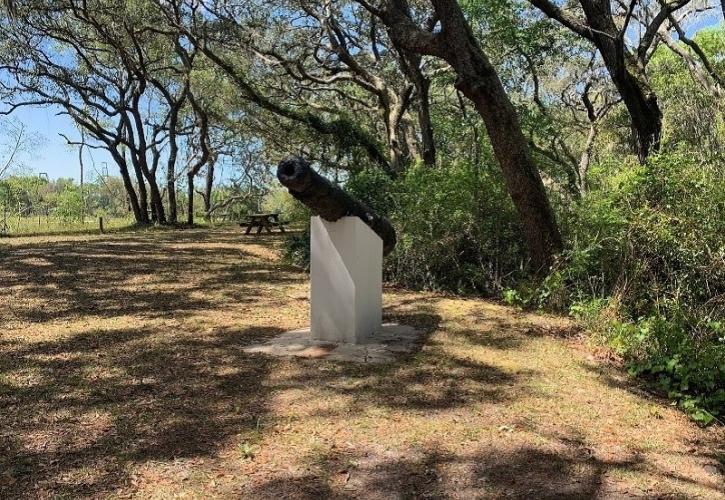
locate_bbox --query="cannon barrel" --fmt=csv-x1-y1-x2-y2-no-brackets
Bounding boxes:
277,156,397,255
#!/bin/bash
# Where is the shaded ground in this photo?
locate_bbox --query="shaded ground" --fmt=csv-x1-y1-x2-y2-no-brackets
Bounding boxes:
1,227,722,499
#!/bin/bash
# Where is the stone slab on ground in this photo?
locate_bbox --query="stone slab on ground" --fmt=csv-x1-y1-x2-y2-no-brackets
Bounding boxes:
242,323,422,363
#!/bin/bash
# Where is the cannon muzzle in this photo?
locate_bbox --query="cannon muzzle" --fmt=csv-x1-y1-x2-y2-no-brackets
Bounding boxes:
277,156,396,255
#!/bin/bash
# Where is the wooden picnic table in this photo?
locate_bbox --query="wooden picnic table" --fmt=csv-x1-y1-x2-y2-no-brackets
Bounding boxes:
240,213,286,234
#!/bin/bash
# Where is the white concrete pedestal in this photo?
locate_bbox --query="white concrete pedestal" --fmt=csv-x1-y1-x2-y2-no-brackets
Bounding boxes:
310,216,382,344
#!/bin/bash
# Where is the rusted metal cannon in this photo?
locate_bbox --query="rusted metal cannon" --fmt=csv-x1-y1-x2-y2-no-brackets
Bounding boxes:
276,156,396,255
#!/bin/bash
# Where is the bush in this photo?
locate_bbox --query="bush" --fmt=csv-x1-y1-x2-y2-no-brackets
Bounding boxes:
285,159,527,294
261,187,310,225
282,225,311,271
384,161,525,293
541,151,725,424
55,186,85,222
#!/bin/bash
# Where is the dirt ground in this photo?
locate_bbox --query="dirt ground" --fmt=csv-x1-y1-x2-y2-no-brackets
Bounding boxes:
1,227,723,499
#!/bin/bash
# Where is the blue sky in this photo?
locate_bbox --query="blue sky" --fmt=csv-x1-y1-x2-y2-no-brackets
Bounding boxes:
7,105,114,182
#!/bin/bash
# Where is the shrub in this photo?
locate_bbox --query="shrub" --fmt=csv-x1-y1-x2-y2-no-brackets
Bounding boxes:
55,186,85,222
544,151,725,423
261,187,309,225
282,225,311,271
284,159,527,294
347,159,527,293
386,161,524,294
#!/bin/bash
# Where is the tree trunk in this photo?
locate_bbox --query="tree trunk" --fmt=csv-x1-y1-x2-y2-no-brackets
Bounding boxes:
593,49,661,163
130,158,149,223
578,0,662,162
204,160,214,222
379,0,563,270
166,141,177,222
458,73,563,271
135,154,165,224
417,76,436,166
187,172,195,226
528,0,664,162
147,179,166,224
383,99,406,173
399,50,436,165
128,88,167,224
113,151,146,224
167,179,177,224
165,103,183,224
578,125,597,196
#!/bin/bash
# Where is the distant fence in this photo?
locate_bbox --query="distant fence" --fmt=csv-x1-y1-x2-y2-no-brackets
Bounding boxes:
0,215,135,236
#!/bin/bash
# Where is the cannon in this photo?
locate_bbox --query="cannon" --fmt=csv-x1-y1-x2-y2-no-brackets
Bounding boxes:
276,156,396,255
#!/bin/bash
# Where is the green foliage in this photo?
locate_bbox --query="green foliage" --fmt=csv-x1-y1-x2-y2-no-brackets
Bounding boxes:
344,166,396,217
267,188,311,270
502,288,524,308
619,316,723,426
261,187,309,225
649,27,725,153
55,186,84,222
237,441,258,460
531,151,724,423
281,225,311,271
284,158,526,294
362,160,524,293
0,175,131,222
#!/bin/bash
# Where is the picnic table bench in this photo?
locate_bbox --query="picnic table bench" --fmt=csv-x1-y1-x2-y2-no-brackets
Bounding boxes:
240,213,286,234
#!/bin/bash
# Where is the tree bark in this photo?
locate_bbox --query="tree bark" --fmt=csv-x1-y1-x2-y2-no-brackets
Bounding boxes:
529,0,665,162
166,112,179,224
154,78,190,225
167,173,177,224
579,0,661,162
204,159,214,222
130,156,149,223
399,50,436,165
187,172,195,226
416,75,436,166
374,0,562,270
185,93,212,226
578,125,597,195
112,149,147,224
146,175,166,224
127,86,167,224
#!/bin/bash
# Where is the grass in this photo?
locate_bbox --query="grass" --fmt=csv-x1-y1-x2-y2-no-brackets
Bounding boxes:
1,215,135,236
0,227,723,498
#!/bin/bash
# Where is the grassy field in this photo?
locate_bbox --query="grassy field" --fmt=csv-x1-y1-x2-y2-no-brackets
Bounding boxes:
0,227,723,499
1,215,135,237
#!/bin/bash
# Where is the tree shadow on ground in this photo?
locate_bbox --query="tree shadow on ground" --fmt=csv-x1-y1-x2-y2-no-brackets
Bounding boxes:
0,307,531,498
0,223,297,241
244,430,724,499
243,442,648,499
2,229,719,498
0,324,282,498
223,305,530,413
0,230,527,497
451,322,580,351
0,232,303,324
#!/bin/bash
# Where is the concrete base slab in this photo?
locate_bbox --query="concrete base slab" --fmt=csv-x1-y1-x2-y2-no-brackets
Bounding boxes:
242,323,422,363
